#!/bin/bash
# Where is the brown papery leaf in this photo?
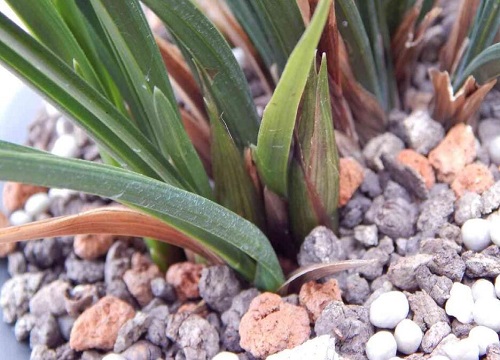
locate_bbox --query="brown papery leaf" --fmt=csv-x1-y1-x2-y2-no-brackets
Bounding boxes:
430,69,497,127
297,0,311,24
277,259,375,295
0,206,223,265
156,36,206,123
439,0,480,73
392,4,441,98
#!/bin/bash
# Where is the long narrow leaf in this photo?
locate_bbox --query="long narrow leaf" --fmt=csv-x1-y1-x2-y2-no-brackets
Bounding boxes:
454,43,500,88
142,0,259,150
254,0,333,197
0,13,187,188
0,145,285,291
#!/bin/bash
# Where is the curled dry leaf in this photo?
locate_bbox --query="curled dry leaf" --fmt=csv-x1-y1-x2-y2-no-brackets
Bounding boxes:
430,69,497,127
277,259,376,295
0,206,223,265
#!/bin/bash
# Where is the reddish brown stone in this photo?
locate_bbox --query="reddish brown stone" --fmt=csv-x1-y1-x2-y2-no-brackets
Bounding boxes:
451,163,494,198
397,149,436,189
73,234,115,260
123,253,161,306
2,182,47,213
339,158,365,207
0,211,15,257
428,124,476,183
69,296,135,351
299,279,342,322
239,292,311,358
166,262,203,301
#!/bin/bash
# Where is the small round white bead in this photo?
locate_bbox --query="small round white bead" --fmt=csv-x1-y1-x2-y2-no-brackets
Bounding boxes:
394,319,423,354
369,291,409,329
24,192,50,217
366,331,397,360
468,325,500,356
212,352,240,360
445,283,474,324
473,297,500,332
51,134,79,158
443,338,479,360
9,210,32,226
461,218,491,251
471,279,496,301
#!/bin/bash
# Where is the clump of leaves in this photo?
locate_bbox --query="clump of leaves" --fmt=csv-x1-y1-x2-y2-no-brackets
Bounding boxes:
0,0,499,292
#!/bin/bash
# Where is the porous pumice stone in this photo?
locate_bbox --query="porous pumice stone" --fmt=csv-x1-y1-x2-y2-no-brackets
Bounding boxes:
369,291,409,328
468,325,500,356
394,319,423,354
366,331,397,360
461,218,491,251
471,279,496,301
473,297,500,332
445,282,474,324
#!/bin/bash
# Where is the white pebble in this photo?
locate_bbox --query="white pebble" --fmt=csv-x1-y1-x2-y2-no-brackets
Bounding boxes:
495,275,500,298
388,358,403,360
44,101,61,117
9,210,32,226
445,282,474,324
211,352,239,360
369,291,409,329
488,136,500,165
473,297,500,332
102,355,126,360
429,357,450,360
51,134,79,158
443,338,479,360
48,188,77,199
366,331,397,360
471,279,496,301
461,218,491,251
24,192,50,217
468,325,500,356
55,117,74,136
394,319,423,354
490,220,500,246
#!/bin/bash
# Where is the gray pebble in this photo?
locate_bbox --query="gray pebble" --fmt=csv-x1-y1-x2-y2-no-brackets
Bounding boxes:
30,313,63,348
343,273,370,305
151,277,176,303
454,192,482,225
121,340,162,360
364,281,393,307
144,305,170,350
298,226,346,266
354,225,378,247
8,251,27,276
478,118,500,146
359,248,390,280
81,350,104,360
178,315,220,360
428,249,465,282
374,198,418,239
57,315,74,341
221,288,259,352
64,284,99,317
407,291,448,332
438,223,462,244
383,180,412,202
340,195,372,228
104,241,132,284
450,319,474,338
282,294,299,306
360,169,383,198
0,272,44,323
417,187,456,237
14,313,36,341
382,155,429,199
421,322,451,353
462,246,500,277
29,279,70,316
415,265,452,306
24,238,62,269
363,133,405,171
388,254,433,291
487,343,500,359
315,301,374,356
364,195,384,225
114,312,152,353
54,343,77,360
481,180,500,215
420,237,461,255
399,110,444,155
199,266,242,313
30,345,57,360
106,279,137,306
65,254,105,283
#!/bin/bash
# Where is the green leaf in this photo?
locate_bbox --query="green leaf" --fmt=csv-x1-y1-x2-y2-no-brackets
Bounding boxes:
0,12,186,188
207,98,265,230
454,0,500,88
384,0,415,35
247,0,304,75
153,87,212,199
454,43,500,88
254,0,333,197
289,56,339,242
142,0,259,150
336,0,383,105
0,143,285,291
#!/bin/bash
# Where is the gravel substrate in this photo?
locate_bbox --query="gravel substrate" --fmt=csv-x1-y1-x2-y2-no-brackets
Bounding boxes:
2,4,500,360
